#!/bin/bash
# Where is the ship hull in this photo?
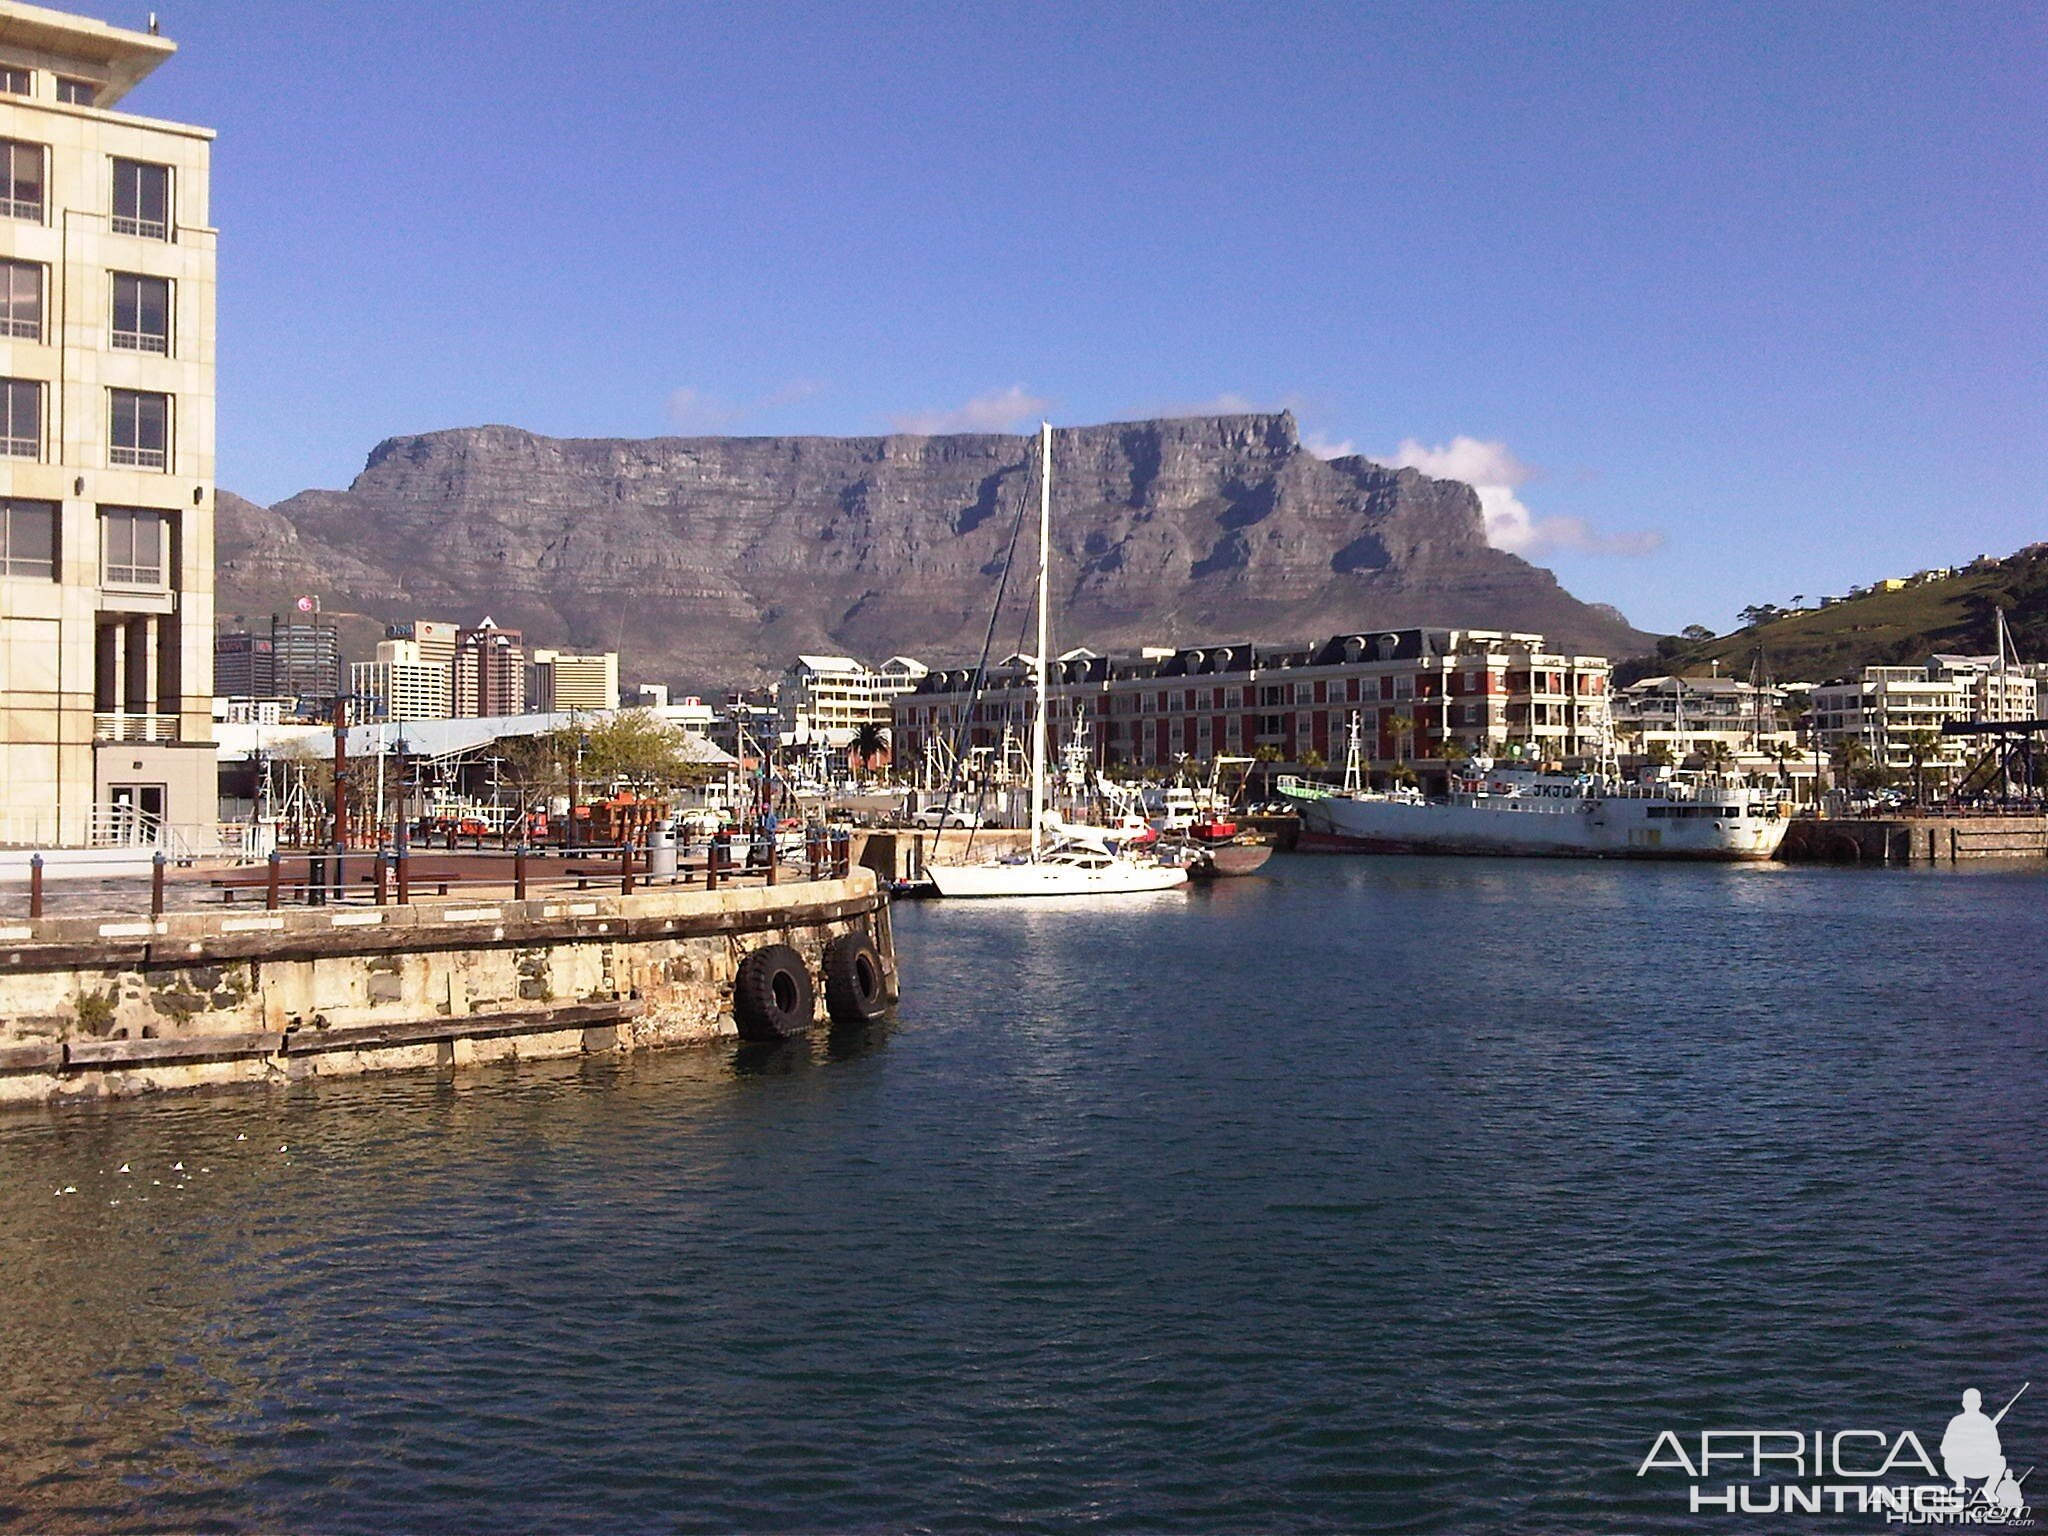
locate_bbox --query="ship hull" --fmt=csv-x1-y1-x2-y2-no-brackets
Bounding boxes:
1297,796,1787,861
926,860,1190,897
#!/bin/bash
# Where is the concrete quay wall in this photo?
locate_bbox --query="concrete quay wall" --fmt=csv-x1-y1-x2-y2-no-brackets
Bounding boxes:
0,871,890,1107
1778,815,2048,865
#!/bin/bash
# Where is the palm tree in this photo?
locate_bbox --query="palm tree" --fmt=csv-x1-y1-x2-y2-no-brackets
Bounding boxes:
1385,713,1416,763
848,722,890,776
1697,739,1734,778
1902,728,1943,804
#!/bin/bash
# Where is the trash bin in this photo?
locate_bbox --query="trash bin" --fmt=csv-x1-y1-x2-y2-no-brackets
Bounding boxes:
646,822,678,877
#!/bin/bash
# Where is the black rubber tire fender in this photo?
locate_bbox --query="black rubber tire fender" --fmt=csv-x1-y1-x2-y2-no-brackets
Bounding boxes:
822,931,890,1026
732,943,815,1041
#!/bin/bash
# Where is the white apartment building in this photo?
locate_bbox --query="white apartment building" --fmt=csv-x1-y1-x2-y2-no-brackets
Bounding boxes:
0,3,216,844
779,653,927,748
1611,675,1800,760
1809,656,2039,776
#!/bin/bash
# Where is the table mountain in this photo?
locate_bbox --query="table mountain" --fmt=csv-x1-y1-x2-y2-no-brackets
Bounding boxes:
215,411,1652,690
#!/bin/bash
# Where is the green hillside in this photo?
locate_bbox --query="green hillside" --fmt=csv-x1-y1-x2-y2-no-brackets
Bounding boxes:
1622,545,2048,683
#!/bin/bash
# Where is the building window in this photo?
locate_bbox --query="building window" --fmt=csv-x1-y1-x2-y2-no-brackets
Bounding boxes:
0,259,40,340
0,67,28,96
109,389,169,468
1,139,44,222
55,77,96,106
0,377,40,457
0,498,56,578
111,158,170,239
111,273,170,353
101,507,168,587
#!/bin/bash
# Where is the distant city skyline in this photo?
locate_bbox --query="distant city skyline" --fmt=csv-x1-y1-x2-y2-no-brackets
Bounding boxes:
122,0,2042,635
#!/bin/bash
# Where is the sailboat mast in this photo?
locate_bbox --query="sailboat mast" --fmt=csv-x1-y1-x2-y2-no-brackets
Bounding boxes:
1031,421,1052,858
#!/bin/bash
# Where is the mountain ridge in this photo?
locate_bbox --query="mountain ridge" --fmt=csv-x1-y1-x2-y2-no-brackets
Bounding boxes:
214,412,1655,691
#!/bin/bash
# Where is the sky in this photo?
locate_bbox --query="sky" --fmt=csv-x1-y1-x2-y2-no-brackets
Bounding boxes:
118,0,2044,634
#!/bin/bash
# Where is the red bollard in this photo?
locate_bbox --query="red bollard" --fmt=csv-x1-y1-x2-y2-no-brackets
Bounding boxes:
620,841,634,896
396,848,411,905
375,853,389,906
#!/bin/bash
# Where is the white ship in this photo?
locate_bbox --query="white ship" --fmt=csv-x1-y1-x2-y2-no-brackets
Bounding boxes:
1282,756,1789,861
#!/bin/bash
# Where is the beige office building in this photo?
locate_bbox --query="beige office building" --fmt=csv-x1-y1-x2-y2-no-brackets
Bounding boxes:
529,649,619,713
0,2,215,844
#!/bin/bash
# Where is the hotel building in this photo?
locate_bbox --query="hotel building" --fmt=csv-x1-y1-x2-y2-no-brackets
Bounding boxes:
0,2,216,843
891,628,1611,781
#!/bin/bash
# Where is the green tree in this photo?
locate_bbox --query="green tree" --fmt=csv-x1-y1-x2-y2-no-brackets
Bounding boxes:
849,722,890,773
1902,728,1944,804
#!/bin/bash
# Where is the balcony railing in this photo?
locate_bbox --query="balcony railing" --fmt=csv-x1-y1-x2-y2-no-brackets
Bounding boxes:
111,329,168,354
2,315,37,339
93,711,180,742
2,196,43,222
109,444,167,468
0,435,36,457
111,214,167,239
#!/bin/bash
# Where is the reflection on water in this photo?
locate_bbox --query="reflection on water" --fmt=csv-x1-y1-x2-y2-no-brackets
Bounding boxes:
1,855,2043,1534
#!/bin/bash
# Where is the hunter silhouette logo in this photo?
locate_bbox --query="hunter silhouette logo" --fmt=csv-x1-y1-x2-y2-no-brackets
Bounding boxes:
1637,1380,2034,1524
1944,1386,2032,1515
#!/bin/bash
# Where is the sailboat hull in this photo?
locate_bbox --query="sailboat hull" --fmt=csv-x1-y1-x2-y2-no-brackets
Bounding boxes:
925,860,1190,898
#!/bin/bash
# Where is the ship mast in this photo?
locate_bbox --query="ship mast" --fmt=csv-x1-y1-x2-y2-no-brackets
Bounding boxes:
1030,422,1051,858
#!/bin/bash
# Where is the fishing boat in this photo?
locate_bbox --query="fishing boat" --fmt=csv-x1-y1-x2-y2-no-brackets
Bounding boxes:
926,424,1189,899
1274,709,1787,860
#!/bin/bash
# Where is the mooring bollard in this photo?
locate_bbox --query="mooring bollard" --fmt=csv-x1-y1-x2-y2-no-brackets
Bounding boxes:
707,838,722,892
306,854,324,907
28,852,43,920
620,841,634,896
151,851,166,917
265,850,282,911
374,852,389,906
396,848,411,905
765,836,778,887
514,842,528,901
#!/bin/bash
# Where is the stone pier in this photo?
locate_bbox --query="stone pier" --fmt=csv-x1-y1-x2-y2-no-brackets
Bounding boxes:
1777,815,2048,864
0,871,891,1107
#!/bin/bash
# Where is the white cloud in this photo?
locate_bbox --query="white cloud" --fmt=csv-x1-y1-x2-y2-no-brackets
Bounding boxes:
1384,435,1664,558
889,385,1055,436
665,379,830,434
1150,391,1271,417
1302,431,1357,460
665,387,740,434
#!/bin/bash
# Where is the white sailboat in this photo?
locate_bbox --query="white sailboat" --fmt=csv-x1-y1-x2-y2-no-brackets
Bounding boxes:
926,423,1189,899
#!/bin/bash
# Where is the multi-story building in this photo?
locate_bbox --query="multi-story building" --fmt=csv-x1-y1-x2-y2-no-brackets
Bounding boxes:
1610,674,1800,760
0,3,216,842
453,617,525,717
892,628,1611,782
349,636,452,723
527,648,618,713
386,617,456,673
211,627,272,698
779,654,927,748
1808,656,2039,778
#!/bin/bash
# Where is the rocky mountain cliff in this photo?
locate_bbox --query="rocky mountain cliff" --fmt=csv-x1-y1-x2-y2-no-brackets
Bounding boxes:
215,412,1652,689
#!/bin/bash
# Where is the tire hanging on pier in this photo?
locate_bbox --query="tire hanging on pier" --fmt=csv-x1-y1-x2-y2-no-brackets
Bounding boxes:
822,932,890,1026
732,943,815,1041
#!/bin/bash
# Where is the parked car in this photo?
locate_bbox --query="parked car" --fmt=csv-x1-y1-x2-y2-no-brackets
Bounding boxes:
911,806,986,829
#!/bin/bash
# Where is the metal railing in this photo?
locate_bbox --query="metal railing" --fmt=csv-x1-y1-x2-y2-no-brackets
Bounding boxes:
2,197,43,221
110,214,167,239
108,444,167,468
110,328,168,354
92,711,180,742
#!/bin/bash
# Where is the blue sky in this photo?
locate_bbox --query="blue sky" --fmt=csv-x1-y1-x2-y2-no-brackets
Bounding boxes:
126,1,2042,634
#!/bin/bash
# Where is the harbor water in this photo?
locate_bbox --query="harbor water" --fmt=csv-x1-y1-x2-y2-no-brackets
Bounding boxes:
1,855,2043,1533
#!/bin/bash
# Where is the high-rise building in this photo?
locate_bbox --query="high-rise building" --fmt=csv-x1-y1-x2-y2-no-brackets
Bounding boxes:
528,648,619,712
454,617,525,717
350,636,452,722
212,629,273,698
267,616,339,708
0,3,217,841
